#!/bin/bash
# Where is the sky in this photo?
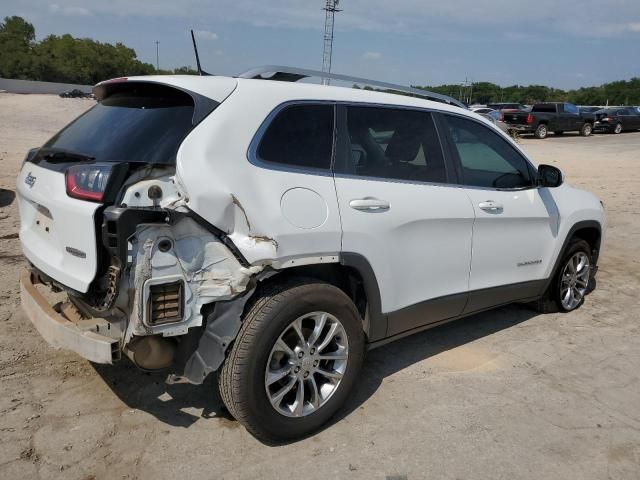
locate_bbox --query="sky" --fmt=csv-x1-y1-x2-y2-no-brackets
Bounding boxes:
4,0,640,89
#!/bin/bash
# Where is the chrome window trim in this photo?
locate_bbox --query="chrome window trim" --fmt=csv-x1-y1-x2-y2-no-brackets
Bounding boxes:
248,99,459,187
247,99,541,192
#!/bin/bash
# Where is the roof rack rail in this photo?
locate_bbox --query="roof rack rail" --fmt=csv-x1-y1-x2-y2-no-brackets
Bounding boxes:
237,65,466,108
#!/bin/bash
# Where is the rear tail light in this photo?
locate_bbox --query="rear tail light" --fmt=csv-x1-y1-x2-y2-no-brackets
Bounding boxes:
65,164,113,202
527,114,534,124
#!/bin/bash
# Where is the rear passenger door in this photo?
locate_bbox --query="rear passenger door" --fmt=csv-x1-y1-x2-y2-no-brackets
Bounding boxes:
439,113,557,312
333,105,475,338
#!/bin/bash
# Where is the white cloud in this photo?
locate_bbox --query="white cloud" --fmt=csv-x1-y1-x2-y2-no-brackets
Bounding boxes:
363,51,382,60
627,22,640,32
49,3,91,16
194,29,218,41
31,1,640,39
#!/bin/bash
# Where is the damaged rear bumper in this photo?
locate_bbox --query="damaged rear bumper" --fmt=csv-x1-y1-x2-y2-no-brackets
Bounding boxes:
20,271,119,364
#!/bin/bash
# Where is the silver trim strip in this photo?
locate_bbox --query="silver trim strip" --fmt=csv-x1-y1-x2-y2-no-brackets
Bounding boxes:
237,65,466,109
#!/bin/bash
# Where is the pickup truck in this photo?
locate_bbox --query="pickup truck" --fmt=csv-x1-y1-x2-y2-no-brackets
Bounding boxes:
502,102,595,139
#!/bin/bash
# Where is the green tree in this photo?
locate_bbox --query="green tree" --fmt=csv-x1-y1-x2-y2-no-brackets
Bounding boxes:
173,65,198,75
0,16,37,79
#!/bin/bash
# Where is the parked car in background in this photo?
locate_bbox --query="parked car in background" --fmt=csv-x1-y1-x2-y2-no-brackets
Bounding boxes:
487,102,527,111
471,106,497,116
471,107,501,120
593,107,640,134
502,102,595,139
478,112,510,133
578,106,603,114
59,89,93,99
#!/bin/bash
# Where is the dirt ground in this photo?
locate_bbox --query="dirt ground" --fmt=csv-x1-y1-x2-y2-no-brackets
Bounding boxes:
1,93,639,480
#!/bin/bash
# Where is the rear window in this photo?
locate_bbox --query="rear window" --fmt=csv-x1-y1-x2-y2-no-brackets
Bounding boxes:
256,104,334,170
532,104,557,113
42,83,196,164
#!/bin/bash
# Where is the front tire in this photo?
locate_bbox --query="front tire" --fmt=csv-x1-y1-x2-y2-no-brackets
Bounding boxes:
533,239,592,313
219,278,365,442
554,240,592,311
534,124,548,139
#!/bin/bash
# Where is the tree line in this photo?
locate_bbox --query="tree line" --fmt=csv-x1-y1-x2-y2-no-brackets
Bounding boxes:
413,80,640,107
1,15,638,105
0,16,196,85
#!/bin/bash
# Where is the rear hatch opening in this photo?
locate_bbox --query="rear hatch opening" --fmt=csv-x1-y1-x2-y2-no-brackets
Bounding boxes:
17,80,220,295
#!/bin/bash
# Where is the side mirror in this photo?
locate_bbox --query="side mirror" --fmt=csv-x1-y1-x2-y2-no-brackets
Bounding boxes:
537,164,563,188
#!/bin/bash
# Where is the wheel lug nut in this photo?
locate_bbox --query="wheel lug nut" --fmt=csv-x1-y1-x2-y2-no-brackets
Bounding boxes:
310,348,315,354
294,366,300,373
304,372,309,378
298,351,304,359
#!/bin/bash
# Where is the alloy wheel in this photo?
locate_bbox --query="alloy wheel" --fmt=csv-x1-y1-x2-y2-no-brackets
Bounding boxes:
265,311,349,418
560,251,590,310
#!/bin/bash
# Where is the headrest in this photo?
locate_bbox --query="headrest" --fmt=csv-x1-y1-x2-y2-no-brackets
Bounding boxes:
385,128,421,163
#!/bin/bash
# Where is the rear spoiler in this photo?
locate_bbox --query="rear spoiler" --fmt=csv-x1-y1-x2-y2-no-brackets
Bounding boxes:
92,79,219,126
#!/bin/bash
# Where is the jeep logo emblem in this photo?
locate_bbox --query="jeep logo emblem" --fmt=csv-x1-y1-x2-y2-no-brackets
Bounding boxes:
24,172,36,188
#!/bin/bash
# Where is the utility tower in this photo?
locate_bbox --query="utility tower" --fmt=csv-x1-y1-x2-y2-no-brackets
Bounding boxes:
321,0,341,85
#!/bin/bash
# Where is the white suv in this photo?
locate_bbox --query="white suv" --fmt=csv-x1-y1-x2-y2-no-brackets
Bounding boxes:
17,66,605,441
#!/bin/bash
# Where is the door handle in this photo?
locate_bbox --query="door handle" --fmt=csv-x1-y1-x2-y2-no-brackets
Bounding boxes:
478,200,503,211
349,198,390,211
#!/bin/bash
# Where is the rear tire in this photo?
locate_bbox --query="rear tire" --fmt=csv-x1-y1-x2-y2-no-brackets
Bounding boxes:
219,278,365,443
613,123,623,134
580,123,593,137
534,124,548,139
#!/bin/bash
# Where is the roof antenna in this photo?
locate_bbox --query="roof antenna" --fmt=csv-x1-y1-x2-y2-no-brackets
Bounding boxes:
190,29,211,76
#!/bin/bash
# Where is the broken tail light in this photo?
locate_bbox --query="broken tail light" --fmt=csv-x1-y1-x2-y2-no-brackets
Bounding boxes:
65,164,113,202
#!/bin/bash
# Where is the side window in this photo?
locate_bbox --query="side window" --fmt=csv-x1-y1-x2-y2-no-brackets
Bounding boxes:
256,104,334,170
336,106,447,183
618,109,629,116
564,103,579,114
443,114,534,189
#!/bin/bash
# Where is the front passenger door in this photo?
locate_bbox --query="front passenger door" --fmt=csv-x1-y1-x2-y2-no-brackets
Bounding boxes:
440,114,558,313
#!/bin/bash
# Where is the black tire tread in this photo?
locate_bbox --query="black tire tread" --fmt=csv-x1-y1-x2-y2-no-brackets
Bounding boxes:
219,279,296,427
529,238,591,313
218,278,361,442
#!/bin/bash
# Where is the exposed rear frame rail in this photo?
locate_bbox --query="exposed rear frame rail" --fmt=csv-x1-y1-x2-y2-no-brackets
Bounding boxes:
238,65,466,109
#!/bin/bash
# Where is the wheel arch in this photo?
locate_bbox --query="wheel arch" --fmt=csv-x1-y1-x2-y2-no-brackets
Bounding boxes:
542,220,602,294
252,253,386,342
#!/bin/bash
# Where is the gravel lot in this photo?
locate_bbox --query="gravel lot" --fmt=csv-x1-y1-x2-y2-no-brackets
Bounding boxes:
1,93,639,480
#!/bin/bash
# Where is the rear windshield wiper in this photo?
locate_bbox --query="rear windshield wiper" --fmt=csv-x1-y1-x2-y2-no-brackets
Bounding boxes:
41,148,96,163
